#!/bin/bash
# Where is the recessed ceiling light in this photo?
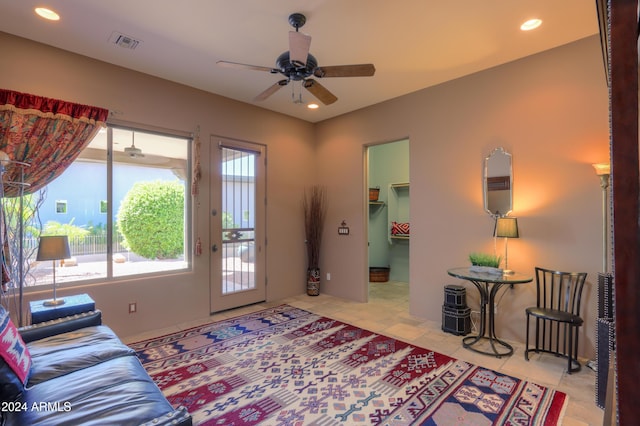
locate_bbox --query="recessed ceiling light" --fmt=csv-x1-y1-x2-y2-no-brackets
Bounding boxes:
520,18,542,31
35,7,60,21
307,103,319,110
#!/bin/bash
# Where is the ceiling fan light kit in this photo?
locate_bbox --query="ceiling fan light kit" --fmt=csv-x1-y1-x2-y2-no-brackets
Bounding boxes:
124,133,145,158
217,13,375,106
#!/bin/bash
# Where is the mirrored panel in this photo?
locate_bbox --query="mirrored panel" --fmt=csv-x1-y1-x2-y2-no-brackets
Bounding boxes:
483,147,512,217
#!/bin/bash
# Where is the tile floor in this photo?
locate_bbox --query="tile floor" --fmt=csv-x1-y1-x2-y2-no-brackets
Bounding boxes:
124,281,604,425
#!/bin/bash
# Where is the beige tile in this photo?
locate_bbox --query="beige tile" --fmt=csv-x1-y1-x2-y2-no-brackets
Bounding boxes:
381,323,426,342
122,325,181,344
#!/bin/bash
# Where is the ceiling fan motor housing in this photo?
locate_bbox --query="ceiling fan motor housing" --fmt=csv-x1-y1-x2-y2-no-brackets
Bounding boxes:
125,146,143,157
288,13,306,30
275,51,317,80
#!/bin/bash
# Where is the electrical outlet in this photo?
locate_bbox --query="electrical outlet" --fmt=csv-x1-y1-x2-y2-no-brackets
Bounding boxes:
129,302,137,313
326,273,331,280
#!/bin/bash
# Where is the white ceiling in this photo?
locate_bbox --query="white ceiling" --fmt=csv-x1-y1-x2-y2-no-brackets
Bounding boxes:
0,1,600,123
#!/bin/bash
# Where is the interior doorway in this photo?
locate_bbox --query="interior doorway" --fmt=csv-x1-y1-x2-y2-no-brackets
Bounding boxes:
367,139,410,297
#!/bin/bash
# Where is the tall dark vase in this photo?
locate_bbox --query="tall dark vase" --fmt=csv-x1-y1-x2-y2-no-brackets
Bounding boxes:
307,268,320,296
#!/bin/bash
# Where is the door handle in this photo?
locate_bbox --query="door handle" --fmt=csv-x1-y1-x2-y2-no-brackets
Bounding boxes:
212,244,218,252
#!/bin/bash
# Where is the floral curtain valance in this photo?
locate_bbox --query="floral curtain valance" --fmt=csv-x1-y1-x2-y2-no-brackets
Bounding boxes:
0,89,109,196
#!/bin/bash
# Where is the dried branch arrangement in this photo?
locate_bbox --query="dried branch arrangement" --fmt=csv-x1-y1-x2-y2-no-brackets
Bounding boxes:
303,185,327,269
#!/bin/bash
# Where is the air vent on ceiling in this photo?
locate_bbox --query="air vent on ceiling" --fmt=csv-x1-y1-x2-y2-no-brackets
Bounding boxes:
109,31,142,50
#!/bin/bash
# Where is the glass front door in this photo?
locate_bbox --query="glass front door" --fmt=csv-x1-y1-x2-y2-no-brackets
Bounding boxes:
210,137,266,312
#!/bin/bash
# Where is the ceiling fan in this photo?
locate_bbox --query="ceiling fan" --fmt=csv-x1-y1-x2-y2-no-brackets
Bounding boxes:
216,13,375,105
124,133,144,158
116,133,178,167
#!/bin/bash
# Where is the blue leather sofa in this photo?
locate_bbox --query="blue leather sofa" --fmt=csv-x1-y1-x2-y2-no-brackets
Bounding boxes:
0,307,191,426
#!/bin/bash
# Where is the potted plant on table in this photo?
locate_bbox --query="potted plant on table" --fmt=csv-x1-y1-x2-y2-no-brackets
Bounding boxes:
303,185,327,296
468,252,503,275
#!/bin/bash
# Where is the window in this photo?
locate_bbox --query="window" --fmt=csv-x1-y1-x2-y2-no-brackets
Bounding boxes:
55,200,67,214
23,125,191,287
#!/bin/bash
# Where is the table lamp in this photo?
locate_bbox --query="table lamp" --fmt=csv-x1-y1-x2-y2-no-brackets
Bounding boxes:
494,217,519,275
37,235,70,306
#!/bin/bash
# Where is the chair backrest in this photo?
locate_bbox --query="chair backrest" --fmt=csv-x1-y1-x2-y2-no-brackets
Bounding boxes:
534,267,588,316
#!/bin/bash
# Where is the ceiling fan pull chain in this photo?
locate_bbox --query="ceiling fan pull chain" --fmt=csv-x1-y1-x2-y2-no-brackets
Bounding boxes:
291,81,303,104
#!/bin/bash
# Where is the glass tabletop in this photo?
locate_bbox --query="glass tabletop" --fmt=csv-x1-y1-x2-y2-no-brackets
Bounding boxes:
447,266,532,284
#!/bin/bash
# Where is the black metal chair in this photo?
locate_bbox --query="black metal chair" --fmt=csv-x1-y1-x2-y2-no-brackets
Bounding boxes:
525,267,588,373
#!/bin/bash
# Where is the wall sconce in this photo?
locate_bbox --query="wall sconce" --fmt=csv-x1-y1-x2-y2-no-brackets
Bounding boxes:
592,162,610,272
494,217,519,275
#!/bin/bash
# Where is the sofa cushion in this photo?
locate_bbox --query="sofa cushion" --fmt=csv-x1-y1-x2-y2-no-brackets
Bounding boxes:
0,305,31,401
6,355,177,426
27,325,135,385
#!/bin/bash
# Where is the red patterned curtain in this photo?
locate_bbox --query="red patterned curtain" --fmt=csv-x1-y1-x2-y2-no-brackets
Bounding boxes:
0,89,109,196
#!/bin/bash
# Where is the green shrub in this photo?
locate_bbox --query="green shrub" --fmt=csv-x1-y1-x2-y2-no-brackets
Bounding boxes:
222,211,238,229
43,219,89,239
116,180,184,259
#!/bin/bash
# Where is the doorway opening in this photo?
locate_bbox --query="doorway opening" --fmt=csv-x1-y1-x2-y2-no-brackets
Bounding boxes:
367,139,410,301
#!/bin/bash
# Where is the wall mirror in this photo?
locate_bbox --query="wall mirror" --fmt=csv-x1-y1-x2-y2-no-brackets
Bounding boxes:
483,147,512,217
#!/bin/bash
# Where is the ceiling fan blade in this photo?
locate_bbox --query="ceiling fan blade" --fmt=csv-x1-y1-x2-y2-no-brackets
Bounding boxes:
216,60,274,73
303,79,338,105
314,64,376,78
289,31,311,66
254,79,288,101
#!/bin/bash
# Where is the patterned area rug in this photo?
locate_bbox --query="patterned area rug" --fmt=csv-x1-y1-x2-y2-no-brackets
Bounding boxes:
130,305,567,425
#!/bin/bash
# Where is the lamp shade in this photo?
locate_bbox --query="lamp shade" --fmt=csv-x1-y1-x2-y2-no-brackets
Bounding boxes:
592,163,610,176
36,236,70,261
494,217,519,238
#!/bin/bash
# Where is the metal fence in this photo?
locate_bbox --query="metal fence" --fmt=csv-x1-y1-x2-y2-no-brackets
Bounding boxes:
24,234,127,257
